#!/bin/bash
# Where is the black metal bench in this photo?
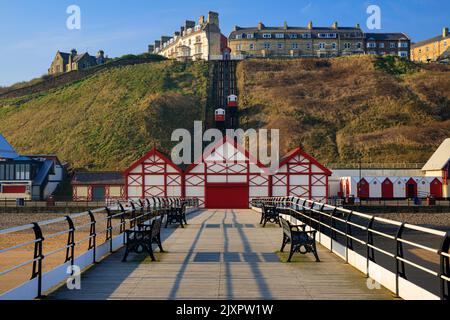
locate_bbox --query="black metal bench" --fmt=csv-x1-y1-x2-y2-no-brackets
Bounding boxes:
260,205,281,227
122,217,164,262
280,218,320,262
165,202,187,228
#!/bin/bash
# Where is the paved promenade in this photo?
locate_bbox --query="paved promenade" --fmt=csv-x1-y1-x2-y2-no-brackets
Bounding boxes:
49,209,394,300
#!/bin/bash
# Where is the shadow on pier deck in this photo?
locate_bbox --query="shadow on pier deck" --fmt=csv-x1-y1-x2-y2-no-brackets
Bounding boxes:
48,210,394,300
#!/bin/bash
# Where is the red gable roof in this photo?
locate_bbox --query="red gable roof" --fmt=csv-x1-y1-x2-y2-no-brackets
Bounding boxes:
277,147,332,176
185,136,269,174
124,148,182,175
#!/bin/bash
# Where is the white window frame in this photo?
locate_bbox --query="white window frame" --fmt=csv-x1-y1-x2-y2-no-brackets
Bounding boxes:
319,43,326,49
247,33,254,39
292,43,299,49
264,43,271,49
277,43,283,49
289,34,298,39
275,33,285,39
263,33,272,39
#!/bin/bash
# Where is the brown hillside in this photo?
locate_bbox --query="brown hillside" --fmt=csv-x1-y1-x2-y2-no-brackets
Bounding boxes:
237,56,450,164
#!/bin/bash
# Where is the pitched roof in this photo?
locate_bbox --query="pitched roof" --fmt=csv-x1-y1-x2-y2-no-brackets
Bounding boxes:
412,34,450,48
365,32,410,41
229,26,362,38
278,147,332,176
422,139,450,171
0,134,19,159
72,172,125,185
124,148,182,175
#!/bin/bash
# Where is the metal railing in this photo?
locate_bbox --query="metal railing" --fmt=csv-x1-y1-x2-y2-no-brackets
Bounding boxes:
251,197,450,300
0,197,199,299
326,163,425,169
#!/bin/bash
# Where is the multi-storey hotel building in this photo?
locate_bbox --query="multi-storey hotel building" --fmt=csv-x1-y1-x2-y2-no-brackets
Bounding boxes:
228,21,411,59
151,12,227,61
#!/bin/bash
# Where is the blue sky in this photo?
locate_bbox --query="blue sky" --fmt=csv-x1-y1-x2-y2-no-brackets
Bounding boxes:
0,0,448,86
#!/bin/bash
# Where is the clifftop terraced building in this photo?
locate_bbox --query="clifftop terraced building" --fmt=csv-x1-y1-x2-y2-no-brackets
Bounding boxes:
151,12,228,61
48,49,108,75
228,21,410,59
411,27,450,63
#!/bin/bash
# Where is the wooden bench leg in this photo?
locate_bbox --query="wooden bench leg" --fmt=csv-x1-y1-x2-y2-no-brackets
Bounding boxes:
287,245,296,263
280,234,289,253
312,242,320,262
122,245,131,262
145,243,156,262
155,235,165,253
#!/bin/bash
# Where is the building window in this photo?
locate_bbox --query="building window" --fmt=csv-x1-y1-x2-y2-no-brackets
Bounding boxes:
344,43,351,49
318,33,327,38
399,42,409,48
277,43,283,49
264,43,271,49
319,43,326,49
306,43,312,49
292,43,299,49
379,43,385,48
399,51,408,58
263,33,272,39
275,33,284,39
332,43,337,49
247,33,254,39
235,34,242,39
444,41,447,47
367,42,376,48
236,44,242,51
390,42,396,49
357,42,362,49
249,43,254,50
302,33,311,39
289,34,298,39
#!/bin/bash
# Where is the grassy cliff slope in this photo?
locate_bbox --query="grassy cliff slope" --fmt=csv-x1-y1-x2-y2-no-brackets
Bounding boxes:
237,56,450,164
0,61,209,170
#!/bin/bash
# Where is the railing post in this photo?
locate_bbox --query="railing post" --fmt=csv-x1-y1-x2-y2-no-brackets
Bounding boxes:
64,216,76,272
105,207,113,253
88,210,97,263
128,202,136,229
329,208,337,253
318,204,325,243
439,232,450,300
366,217,375,277
345,211,353,264
31,222,44,298
394,223,406,298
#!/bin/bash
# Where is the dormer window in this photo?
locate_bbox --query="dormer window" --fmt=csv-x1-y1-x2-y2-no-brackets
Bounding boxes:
275,33,284,39
247,33,254,39
263,33,272,39
236,34,243,39
289,34,298,39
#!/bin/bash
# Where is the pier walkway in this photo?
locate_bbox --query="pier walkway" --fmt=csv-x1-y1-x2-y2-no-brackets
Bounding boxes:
48,209,393,300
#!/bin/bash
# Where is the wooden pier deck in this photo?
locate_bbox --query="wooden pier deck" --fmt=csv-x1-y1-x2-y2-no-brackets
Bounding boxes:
48,209,394,300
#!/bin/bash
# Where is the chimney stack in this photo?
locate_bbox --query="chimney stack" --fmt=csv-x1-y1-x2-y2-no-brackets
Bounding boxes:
356,23,361,29
332,21,338,29
443,27,449,38
307,21,313,30
258,22,265,30
207,12,219,25
198,15,205,25
284,21,288,30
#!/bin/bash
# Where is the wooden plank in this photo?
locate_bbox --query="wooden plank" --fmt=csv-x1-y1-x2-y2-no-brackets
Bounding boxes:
47,209,395,300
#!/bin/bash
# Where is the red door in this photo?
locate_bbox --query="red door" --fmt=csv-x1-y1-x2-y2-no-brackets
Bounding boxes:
430,178,443,198
358,179,370,199
205,183,249,209
2,185,26,193
381,178,394,199
406,178,417,198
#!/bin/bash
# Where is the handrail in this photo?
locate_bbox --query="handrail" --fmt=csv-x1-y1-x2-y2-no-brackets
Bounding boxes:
0,197,200,299
251,197,450,300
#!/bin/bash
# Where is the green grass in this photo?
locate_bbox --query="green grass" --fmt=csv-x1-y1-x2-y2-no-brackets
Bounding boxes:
237,55,450,164
0,60,209,171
